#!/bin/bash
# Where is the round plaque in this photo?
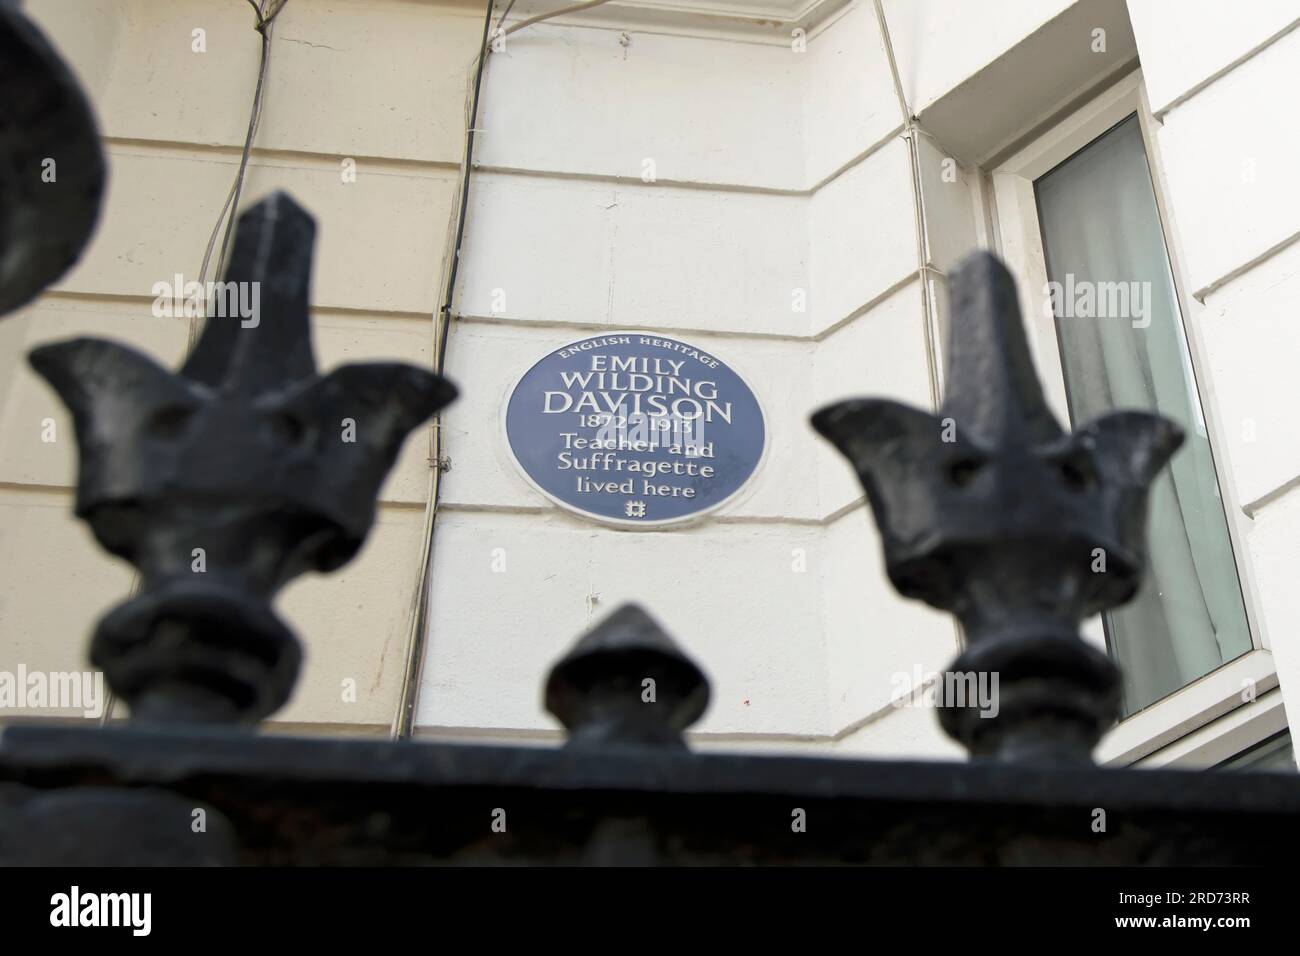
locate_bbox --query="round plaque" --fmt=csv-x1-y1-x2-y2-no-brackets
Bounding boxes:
505,332,766,527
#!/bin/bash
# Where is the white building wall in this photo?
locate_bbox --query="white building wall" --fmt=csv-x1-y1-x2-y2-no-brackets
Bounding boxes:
4,0,485,731
422,2,973,752
424,0,1300,762
1125,0,1300,757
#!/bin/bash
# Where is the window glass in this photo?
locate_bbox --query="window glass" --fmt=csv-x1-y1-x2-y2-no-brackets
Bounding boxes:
1218,731,1296,772
1035,115,1252,716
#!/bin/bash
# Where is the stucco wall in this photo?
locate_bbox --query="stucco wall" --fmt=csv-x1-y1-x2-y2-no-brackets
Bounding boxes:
1,0,484,730
421,2,965,752
423,0,1300,756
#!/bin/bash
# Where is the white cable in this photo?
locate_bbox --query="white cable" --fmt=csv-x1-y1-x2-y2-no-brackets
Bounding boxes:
392,0,619,738
871,0,943,412
192,0,287,354
503,0,613,37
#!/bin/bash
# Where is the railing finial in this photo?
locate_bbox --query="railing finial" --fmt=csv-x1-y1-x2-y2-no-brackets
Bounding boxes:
30,193,457,725
814,250,1182,763
545,604,710,749
0,0,106,318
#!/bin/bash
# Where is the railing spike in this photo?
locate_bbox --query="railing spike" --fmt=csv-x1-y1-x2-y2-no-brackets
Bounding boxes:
30,193,458,725
545,604,710,749
814,251,1182,763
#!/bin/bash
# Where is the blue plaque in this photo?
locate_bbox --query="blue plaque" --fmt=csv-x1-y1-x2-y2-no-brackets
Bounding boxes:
505,332,766,527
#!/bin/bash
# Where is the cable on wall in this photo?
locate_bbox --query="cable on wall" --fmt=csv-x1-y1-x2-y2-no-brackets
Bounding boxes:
390,0,496,741
391,0,616,739
870,0,964,664
104,0,290,725
502,0,613,37
190,0,290,354
871,0,943,412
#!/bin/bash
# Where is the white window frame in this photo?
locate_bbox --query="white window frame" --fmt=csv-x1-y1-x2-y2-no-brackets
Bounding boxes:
981,69,1276,766
1138,687,1287,769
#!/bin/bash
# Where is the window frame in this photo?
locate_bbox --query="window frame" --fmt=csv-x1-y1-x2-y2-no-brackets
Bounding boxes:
1140,686,1288,769
982,69,1275,765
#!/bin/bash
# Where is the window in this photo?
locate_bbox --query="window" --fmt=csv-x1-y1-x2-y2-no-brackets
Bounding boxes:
988,71,1275,764
1218,731,1296,772
1033,114,1251,717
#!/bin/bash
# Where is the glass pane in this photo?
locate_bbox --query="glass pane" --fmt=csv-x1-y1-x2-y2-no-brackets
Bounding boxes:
1217,731,1296,772
1034,114,1252,716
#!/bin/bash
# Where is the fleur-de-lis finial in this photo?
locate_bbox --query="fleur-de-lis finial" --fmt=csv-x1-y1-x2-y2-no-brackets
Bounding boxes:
29,193,457,724
813,251,1183,763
